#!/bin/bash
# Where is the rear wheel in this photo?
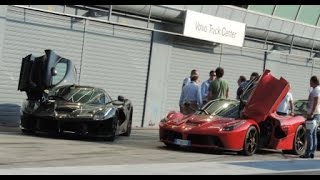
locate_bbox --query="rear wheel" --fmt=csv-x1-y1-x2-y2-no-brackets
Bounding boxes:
240,126,259,156
123,109,133,137
283,125,306,155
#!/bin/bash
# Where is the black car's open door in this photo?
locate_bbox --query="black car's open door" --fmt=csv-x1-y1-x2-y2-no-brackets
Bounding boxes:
18,49,77,101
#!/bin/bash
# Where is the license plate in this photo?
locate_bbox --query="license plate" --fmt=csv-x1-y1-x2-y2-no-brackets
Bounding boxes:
174,139,191,146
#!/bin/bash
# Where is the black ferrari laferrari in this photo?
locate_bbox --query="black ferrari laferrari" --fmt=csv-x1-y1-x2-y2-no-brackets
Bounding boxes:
18,50,133,141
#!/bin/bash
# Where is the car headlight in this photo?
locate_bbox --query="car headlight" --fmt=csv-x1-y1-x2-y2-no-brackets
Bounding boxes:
160,112,176,123
93,108,112,120
222,121,245,131
93,112,105,120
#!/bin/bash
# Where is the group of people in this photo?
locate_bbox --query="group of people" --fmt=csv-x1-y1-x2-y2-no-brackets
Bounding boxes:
179,67,258,115
179,67,228,115
179,68,320,159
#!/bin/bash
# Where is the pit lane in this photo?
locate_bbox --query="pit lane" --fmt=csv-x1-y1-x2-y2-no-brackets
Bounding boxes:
0,126,318,174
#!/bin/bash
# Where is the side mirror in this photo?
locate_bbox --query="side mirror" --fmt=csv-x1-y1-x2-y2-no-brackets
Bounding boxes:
51,67,57,76
118,95,124,102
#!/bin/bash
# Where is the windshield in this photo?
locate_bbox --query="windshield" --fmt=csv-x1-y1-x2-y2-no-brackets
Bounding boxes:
49,86,105,104
195,99,240,118
294,100,307,115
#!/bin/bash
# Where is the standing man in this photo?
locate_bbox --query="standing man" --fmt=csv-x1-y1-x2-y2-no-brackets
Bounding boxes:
236,75,247,100
276,84,294,116
182,69,200,89
207,67,229,101
201,70,216,106
238,72,259,97
180,69,200,112
300,76,320,159
179,75,202,115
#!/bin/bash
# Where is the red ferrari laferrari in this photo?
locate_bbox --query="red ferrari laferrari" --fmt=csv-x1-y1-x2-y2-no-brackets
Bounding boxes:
159,69,306,156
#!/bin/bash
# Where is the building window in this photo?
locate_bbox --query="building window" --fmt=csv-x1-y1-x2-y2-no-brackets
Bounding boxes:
296,5,320,25
273,5,300,20
248,5,275,15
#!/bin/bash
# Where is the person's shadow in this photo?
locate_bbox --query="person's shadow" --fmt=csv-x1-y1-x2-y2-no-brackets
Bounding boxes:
0,103,21,127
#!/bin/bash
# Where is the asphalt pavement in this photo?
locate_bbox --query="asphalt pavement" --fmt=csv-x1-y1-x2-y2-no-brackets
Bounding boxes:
0,126,319,175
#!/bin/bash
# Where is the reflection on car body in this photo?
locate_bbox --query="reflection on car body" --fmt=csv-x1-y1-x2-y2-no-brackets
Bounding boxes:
294,100,308,117
18,50,133,141
160,70,307,156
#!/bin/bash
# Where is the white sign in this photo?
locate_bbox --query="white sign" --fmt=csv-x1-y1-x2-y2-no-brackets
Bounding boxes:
183,10,246,47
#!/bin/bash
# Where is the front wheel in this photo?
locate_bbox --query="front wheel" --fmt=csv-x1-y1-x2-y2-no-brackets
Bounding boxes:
240,126,259,156
104,117,118,142
164,142,178,149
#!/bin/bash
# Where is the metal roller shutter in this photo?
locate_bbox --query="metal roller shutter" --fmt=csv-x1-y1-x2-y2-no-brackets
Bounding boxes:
311,57,320,103
266,53,312,100
265,52,282,78
164,36,221,113
311,57,320,87
0,6,85,126
80,21,152,127
219,45,264,99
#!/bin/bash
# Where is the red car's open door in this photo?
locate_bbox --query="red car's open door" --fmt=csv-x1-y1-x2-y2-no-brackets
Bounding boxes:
242,69,289,123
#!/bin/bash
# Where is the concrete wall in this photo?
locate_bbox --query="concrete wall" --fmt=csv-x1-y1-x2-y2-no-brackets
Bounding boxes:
143,32,173,127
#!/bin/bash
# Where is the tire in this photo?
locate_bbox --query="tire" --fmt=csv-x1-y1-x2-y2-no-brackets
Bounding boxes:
104,117,118,142
21,129,35,135
123,109,132,137
283,125,306,155
240,126,259,156
47,130,60,137
164,142,178,149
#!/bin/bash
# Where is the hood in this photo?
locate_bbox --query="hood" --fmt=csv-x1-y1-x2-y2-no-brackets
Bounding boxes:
166,113,244,131
34,100,109,118
18,49,77,101
162,110,247,132
54,101,106,114
184,114,215,125
242,69,289,123
165,113,229,126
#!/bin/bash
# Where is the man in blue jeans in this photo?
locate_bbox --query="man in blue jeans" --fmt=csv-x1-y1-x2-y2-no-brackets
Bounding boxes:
300,76,320,158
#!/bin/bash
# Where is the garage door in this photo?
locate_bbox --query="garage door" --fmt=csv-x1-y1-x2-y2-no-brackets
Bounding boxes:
312,57,320,85
266,53,312,100
164,36,221,113
219,44,265,99
0,6,85,125
80,20,152,127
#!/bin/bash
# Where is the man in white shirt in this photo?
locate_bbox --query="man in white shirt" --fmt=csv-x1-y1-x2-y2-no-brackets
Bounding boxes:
201,70,216,106
180,69,200,112
179,75,202,115
181,69,200,89
300,75,320,159
276,85,294,116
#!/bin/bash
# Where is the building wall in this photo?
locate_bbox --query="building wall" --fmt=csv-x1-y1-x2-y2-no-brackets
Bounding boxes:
143,32,172,127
